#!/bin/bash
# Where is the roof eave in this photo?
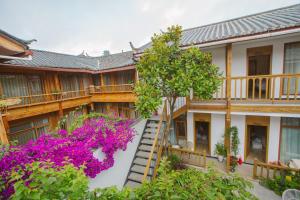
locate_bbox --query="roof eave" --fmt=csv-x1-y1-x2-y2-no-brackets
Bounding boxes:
134,26,300,56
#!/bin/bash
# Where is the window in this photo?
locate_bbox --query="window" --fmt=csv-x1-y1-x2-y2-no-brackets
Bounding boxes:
0,74,29,98
60,75,80,92
9,118,49,145
283,42,300,94
280,117,300,163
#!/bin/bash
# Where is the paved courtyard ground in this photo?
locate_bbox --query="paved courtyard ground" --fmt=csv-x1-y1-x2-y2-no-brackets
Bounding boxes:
204,157,281,200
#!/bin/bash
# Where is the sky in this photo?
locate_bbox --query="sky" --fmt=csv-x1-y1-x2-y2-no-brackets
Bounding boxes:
1,0,299,56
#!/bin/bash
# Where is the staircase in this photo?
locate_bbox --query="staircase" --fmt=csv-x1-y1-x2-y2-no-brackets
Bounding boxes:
124,119,159,188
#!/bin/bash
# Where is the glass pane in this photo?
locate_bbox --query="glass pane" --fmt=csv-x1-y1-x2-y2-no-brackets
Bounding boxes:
284,42,300,93
0,74,29,98
280,126,300,163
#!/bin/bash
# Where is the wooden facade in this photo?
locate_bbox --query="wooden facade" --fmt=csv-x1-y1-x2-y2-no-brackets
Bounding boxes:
0,64,137,145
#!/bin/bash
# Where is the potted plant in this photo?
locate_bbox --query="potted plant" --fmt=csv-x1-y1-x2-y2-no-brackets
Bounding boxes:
214,142,226,162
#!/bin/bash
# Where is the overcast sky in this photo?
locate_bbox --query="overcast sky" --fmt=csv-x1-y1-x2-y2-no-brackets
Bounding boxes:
1,0,299,56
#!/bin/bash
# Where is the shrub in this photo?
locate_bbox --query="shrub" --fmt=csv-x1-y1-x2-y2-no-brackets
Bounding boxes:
167,154,186,170
88,187,131,200
90,158,258,200
10,161,88,200
260,171,300,195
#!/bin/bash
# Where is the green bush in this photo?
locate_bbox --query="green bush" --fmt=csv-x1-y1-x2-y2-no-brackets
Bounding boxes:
89,158,257,200
10,161,89,200
167,154,186,170
260,171,300,195
88,187,131,200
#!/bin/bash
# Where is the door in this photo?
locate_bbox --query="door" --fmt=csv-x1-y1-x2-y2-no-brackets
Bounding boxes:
247,46,272,99
195,121,210,154
245,125,268,163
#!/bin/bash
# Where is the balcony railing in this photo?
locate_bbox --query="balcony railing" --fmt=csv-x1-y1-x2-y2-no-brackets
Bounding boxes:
194,73,300,103
91,84,134,93
0,89,90,109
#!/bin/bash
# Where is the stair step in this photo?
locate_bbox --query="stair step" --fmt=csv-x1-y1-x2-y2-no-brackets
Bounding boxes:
128,172,150,183
134,157,148,166
131,164,146,174
145,128,157,133
138,144,153,152
143,133,156,139
125,180,141,188
141,139,154,145
136,151,156,159
147,123,159,128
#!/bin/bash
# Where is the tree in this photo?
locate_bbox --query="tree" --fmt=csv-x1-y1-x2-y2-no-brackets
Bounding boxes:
135,25,222,144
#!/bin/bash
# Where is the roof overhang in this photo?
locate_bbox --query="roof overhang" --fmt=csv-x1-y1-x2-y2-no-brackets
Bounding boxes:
0,34,28,57
134,26,300,56
0,63,135,74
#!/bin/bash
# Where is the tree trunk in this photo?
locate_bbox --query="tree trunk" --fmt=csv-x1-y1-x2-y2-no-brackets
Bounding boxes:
168,97,177,145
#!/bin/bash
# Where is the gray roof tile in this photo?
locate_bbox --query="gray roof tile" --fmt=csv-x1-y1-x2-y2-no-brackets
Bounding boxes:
136,4,300,53
6,49,134,71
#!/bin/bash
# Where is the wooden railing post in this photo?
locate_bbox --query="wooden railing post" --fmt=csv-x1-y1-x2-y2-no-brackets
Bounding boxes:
253,159,257,179
0,114,9,144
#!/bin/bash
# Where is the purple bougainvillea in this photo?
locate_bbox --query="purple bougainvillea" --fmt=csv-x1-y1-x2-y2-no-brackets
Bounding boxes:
0,117,135,199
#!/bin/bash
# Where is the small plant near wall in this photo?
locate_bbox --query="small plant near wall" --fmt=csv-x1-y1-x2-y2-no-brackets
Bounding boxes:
226,126,242,172
214,142,227,162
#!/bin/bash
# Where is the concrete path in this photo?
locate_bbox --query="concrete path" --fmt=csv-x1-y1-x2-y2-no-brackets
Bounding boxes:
250,181,281,200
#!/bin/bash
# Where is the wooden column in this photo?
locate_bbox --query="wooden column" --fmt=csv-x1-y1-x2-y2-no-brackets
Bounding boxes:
0,114,9,144
90,103,95,112
225,44,232,157
54,73,63,118
100,74,104,86
54,73,61,91
82,105,88,115
135,69,139,83
49,112,59,131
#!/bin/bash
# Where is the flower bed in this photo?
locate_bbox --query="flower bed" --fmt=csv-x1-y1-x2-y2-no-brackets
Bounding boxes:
0,115,135,199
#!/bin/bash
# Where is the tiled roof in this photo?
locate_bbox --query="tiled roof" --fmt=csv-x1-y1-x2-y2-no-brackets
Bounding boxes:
0,29,35,49
136,4,300,53
6,49,134,71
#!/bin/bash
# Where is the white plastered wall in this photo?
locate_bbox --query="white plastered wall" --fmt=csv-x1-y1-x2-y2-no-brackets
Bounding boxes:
268,116,281,162
187,112,194,151
211,114,225,156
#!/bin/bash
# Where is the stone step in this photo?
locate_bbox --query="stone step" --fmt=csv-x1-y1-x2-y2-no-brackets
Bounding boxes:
147,123,159,128
128,172,150,183
145,128,157,133
134,157,148,166
141,138,154,145
125,180,141,188
138,144,153,152
143,133,156,139
136,151,156,159
131,164,146,174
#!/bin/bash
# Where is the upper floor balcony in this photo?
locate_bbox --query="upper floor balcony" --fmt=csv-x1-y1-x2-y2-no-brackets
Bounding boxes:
191,73,300,114
0,84,135,121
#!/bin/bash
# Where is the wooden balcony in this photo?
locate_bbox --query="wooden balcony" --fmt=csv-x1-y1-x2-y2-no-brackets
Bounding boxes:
191,73,300,114
90,84,136,103
3,90,91,121
0,84,136,122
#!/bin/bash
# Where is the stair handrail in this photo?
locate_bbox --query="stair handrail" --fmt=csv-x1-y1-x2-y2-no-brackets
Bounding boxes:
142,100,167,182
152,116,171,178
